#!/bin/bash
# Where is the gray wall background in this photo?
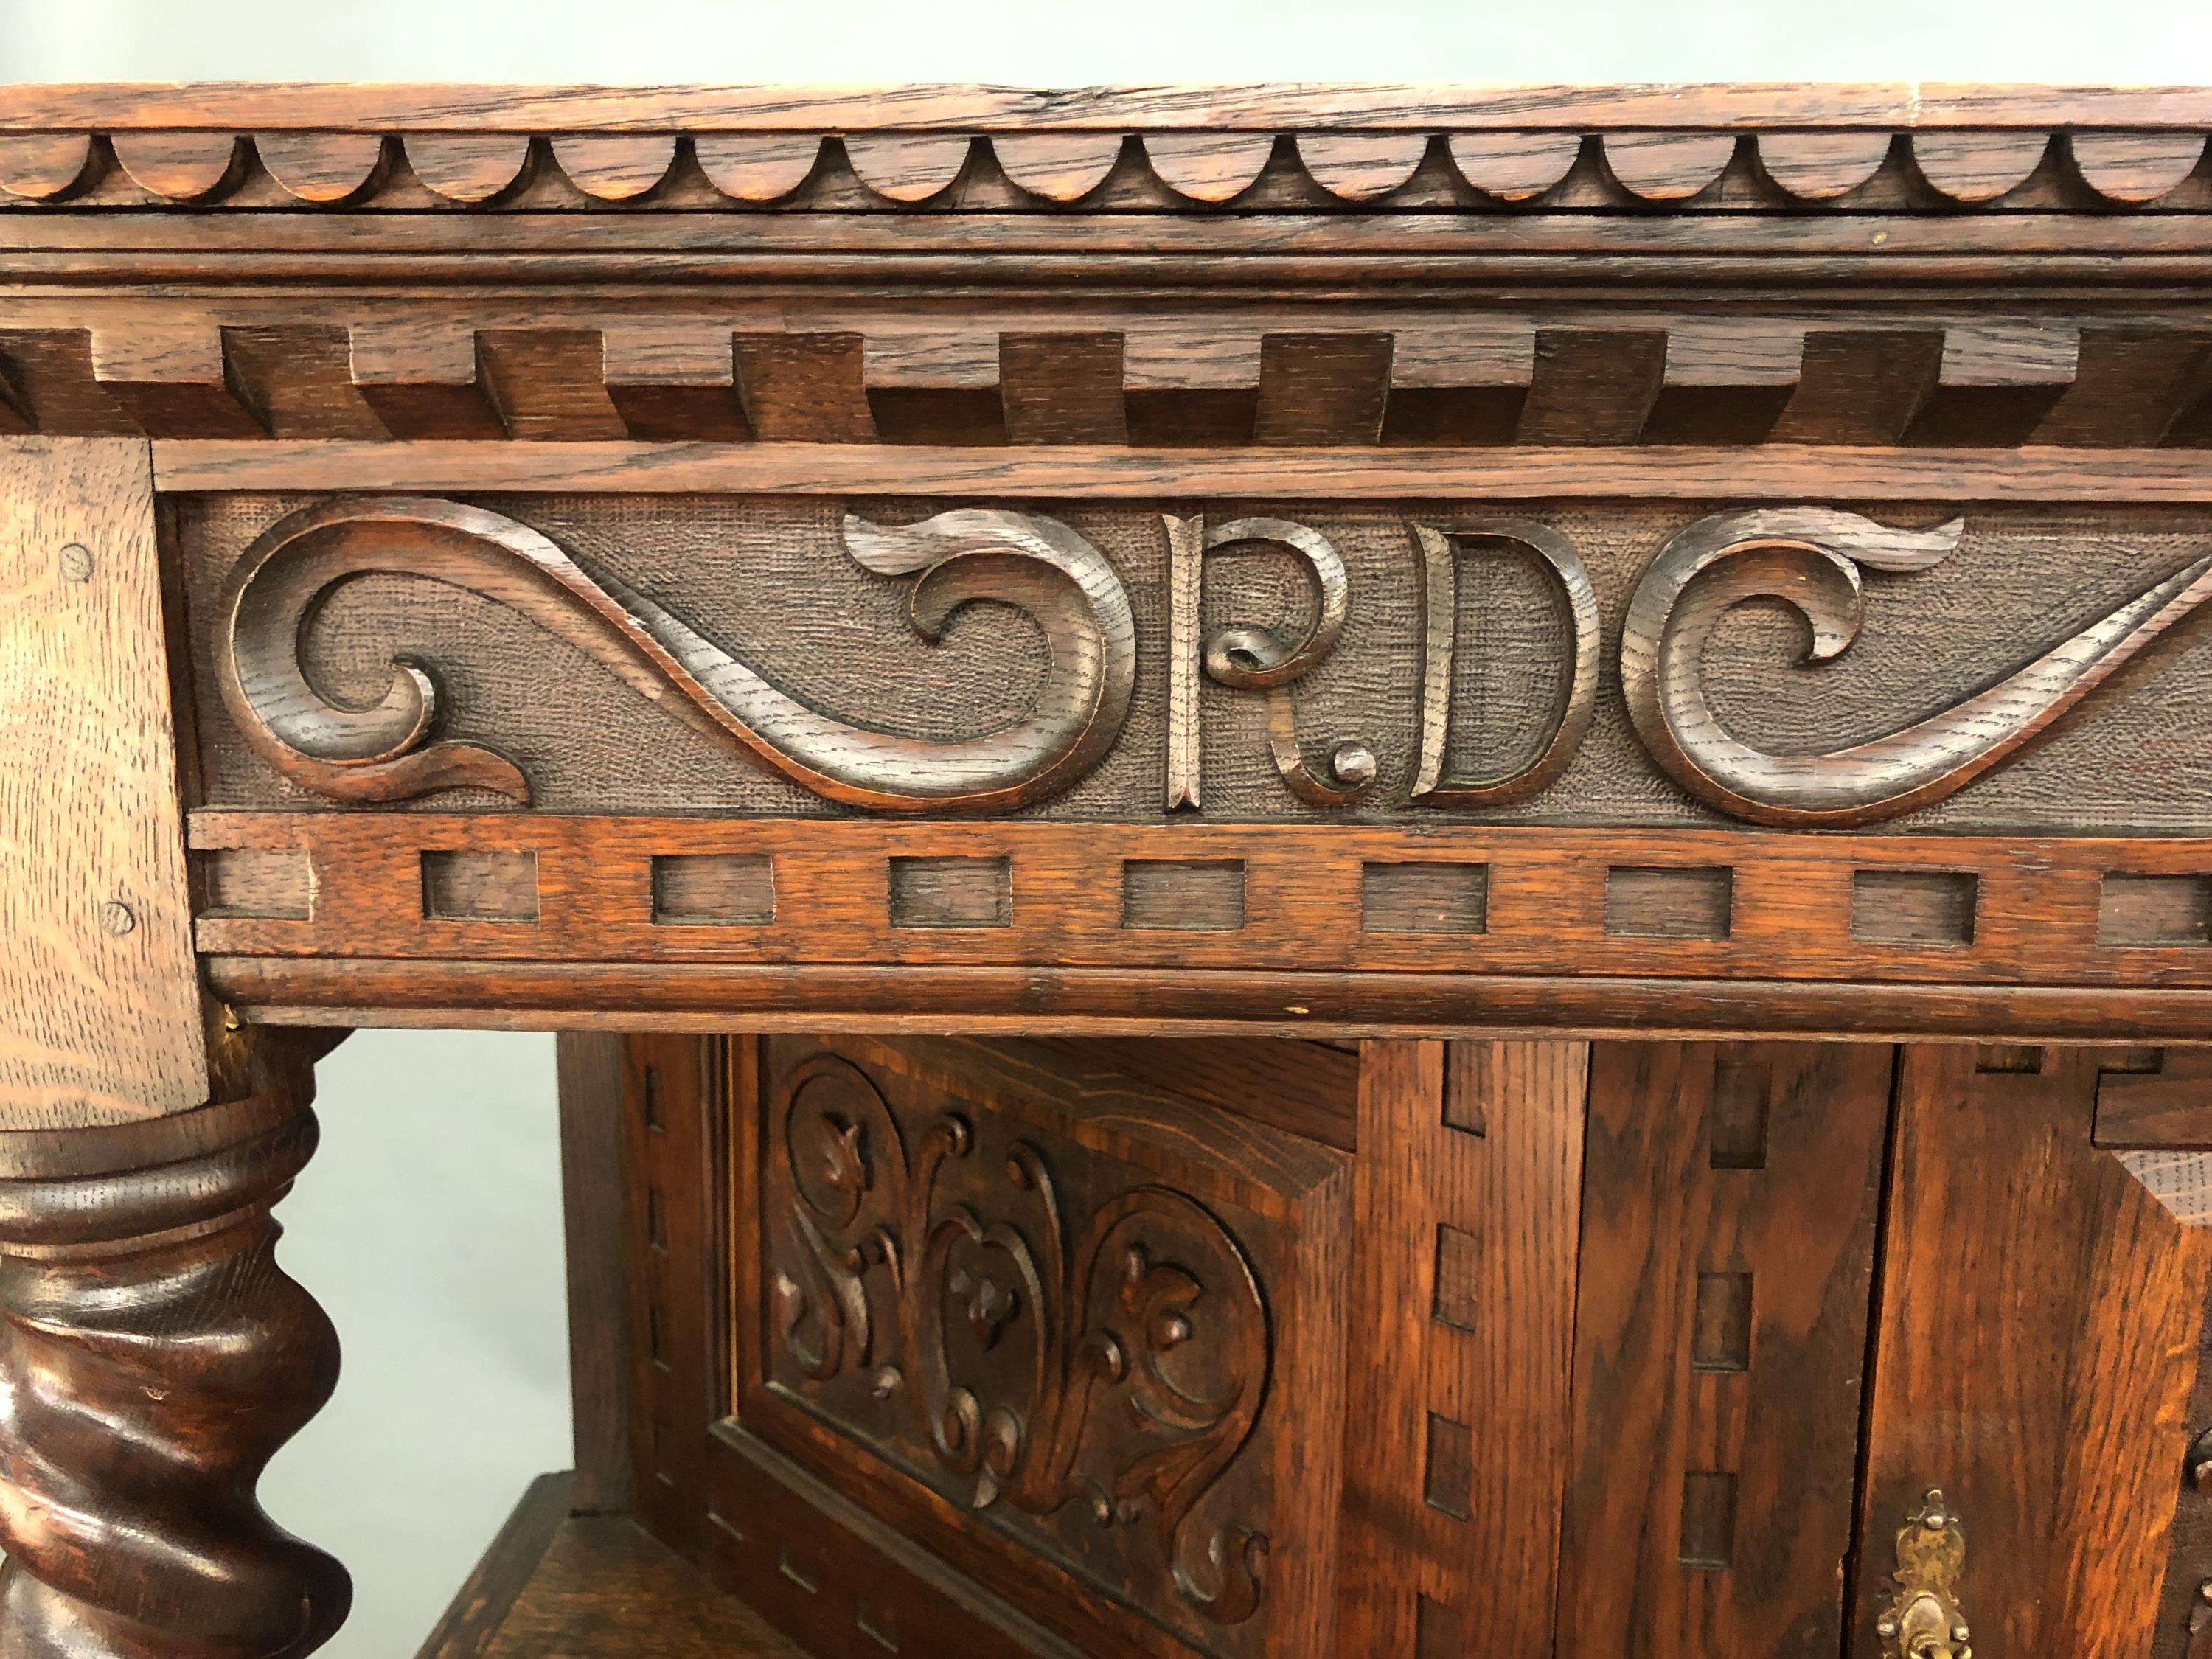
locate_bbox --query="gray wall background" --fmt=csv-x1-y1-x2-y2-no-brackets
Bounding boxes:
7,0,2212,1649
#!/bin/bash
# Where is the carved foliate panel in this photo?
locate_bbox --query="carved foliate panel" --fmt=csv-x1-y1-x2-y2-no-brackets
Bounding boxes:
740,1035,1352,1659
178,492,2212,833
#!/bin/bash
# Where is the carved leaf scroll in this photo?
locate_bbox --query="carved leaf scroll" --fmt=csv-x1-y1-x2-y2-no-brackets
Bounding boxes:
1620,507,2212,827
773,1053,1270,1627
215,495,1135,815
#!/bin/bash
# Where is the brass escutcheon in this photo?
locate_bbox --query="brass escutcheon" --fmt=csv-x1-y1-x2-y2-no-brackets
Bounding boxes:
1876,1489,1972,1659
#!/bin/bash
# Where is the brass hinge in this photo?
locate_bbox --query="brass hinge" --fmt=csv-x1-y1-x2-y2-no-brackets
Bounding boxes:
1877,1489,1972,1659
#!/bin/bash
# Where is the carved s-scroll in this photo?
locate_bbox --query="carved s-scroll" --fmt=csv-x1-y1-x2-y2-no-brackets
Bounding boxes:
215,496,1136,815
1165,512,1375,809
1619,507,2212,827
1410,520,1599,808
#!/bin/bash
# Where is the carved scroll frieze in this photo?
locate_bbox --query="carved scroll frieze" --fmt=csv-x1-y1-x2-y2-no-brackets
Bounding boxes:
214,495,1135,815
768,1051,1270,1628
1618,507,2212,827
198,494,2212,829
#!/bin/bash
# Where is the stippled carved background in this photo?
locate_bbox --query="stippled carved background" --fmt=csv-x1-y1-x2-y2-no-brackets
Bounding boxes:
174,493,2212,832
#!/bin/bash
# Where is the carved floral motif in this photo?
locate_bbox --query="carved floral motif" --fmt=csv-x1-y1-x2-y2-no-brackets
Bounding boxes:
768,1051,1271,1626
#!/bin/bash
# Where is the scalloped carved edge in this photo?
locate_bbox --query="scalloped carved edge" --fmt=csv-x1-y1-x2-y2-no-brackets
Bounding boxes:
0,125,2204,209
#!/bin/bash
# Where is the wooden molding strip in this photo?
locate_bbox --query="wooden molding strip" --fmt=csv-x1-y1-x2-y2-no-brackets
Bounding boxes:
9,83,2212,132
151,439,2212,499
204,956,2212,1044
4,125,2206,213
191,813,2212,991
10,314,2203,450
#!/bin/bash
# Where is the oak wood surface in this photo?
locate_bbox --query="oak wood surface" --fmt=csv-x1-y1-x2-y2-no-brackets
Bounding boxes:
416,1473,807,1659
0,1062,349,1656
1559,1042,1892,1659
1852,1046,2212,1658
20,72,2212,1659
1336,1040,1586,1655
189,815,2212,990
554,1034,633,1516
11,82,2212,130
706,1426,1082,1659
731,1031,1350,1658
205,955,2212,1043
414,1472,576,1659
0,437,206,1128
145,441,2212,499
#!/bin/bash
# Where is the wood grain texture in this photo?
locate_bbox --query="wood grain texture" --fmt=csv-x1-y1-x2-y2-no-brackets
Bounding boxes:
706,1427,1082,1659
556,1036,633,1515
189,815,2212,992
735,1032,1350,1659
13,83,2212,132
618,1033,723,1559
207,955,2212,1043
140,438,2212,497
2096,1048,2212,1150
1853,1046,2212,1659
1,438,206,1128
417,1491,810,1659
0,1072,350,1657
1559,1041,1892,1659
414,1471,576,1659
1337,1039,1586,1658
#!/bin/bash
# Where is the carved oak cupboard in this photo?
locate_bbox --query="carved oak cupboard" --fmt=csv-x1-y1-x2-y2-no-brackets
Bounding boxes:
4,79,2212,1659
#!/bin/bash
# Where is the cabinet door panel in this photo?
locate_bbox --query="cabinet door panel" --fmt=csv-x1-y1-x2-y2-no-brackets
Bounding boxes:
1854,1046,2212,1659
1558,1041,1894,1659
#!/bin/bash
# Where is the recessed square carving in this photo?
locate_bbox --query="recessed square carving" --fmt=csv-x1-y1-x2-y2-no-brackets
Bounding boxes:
1678,1472,1739,1570
1441,1069,1486,1138
1121,860,1245,931
1424,1413,1474,1520
1416,1595,1464,1659
1361,861,1489,935
1851,869,1976,946
1708,1049,1771,1169
421,849,538,923
1691,1272,1753,1372
2099,872,2212,945
888,856,1012,929
652,853,773,925
203,847,313,919
1975,1044,2046,1074
1432,1222,1479,1332
1604,866,1732,939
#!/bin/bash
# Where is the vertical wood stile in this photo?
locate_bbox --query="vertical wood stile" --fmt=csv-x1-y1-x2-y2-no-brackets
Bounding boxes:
1338,1038,1588,1657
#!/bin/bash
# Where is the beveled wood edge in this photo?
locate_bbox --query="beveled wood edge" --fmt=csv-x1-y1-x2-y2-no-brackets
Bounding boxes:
8,82,2212,131
149,441,2212,499
206,959,2212,1044
414,1470,576,1659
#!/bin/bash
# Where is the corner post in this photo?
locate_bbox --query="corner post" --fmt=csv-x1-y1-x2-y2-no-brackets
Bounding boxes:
0,436,352,1654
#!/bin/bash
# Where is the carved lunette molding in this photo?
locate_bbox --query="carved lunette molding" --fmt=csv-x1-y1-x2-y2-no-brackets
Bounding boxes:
1618,507,2212,827
215,495,1135,815
771,1052,1269,1626
5,122,2208,212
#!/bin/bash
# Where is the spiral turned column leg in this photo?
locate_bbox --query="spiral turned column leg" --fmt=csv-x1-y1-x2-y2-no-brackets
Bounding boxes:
0,1073,351,1659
